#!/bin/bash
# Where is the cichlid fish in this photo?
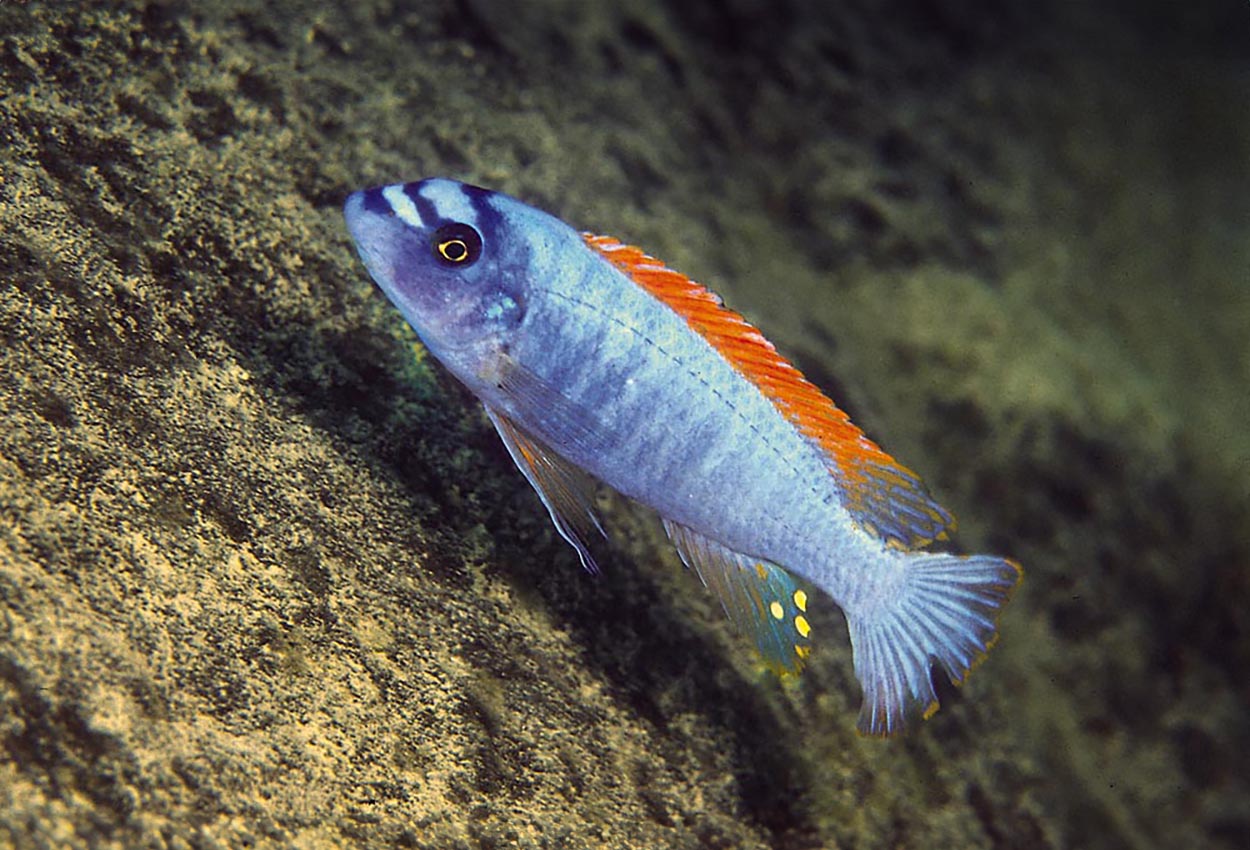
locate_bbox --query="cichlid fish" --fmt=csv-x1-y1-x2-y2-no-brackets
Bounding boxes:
344,178,1021,735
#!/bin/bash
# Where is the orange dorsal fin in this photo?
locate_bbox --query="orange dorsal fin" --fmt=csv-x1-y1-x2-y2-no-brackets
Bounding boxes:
584,233,954,548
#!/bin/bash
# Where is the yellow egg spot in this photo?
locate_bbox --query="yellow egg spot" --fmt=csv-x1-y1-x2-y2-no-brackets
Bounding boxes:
794,644,811,659
793,589,807,612
794,615,811,638
769,600,785,620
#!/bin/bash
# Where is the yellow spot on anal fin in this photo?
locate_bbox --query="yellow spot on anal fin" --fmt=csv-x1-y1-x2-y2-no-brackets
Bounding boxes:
794,644,811,660
922,700,941,721
769,600,785,620
755,563,768,580
794,615,811,638
793,589,807,612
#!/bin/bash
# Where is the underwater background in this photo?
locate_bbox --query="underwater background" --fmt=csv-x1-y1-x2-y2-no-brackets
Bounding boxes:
1,0,1247,847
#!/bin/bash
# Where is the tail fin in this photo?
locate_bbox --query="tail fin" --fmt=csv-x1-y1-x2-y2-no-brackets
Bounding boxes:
848,553,1022,736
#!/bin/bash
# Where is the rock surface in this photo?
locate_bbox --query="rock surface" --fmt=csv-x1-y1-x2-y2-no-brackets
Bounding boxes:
2,1,1247,848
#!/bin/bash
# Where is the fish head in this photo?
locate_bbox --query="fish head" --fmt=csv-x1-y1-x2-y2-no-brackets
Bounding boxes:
344,178,538,373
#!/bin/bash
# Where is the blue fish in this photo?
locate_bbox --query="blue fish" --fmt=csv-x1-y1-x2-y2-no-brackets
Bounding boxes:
344,178,1022,735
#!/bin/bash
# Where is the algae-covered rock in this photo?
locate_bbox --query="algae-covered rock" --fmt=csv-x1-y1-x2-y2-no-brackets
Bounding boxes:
2,1,1247,848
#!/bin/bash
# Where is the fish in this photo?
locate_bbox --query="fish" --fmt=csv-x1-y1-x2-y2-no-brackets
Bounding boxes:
343,178,1022,736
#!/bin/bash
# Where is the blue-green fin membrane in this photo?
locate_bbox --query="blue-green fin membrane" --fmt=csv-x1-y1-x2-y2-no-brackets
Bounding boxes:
662,519,812,674
848,552,1022,736
485,407,606,574
815,443,957,550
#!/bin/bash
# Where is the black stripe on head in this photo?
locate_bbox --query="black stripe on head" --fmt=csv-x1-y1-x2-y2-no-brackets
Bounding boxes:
361,187,392,216
403,182,441,228
460,183,504,239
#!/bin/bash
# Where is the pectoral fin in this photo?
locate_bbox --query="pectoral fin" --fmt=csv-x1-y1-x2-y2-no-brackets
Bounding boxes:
662,519,812,674
486,406,606,574
486,353,615,459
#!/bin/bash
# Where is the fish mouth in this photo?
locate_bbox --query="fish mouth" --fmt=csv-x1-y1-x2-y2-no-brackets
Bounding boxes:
343,189,415,282
344,186,403,223
343,188,393,237
342,190,375,245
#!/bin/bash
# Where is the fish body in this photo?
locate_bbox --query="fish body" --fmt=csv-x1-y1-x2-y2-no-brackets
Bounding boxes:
344,178,1021,735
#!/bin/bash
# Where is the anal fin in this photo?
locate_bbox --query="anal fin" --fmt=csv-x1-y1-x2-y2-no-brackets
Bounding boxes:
486,406,606,574
662,519,812,674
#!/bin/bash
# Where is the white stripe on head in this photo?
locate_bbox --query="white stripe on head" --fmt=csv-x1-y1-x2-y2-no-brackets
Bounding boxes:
418,179,480,228
382,185,425,228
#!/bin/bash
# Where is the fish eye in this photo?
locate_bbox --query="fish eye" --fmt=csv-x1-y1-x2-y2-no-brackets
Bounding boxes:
431,223,482,267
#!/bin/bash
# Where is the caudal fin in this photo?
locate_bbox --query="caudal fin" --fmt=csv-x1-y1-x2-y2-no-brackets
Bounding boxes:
848,553,1021,736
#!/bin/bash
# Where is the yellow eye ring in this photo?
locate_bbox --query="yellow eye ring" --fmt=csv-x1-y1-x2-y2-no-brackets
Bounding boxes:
430,222,483,267
438,238,469,263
